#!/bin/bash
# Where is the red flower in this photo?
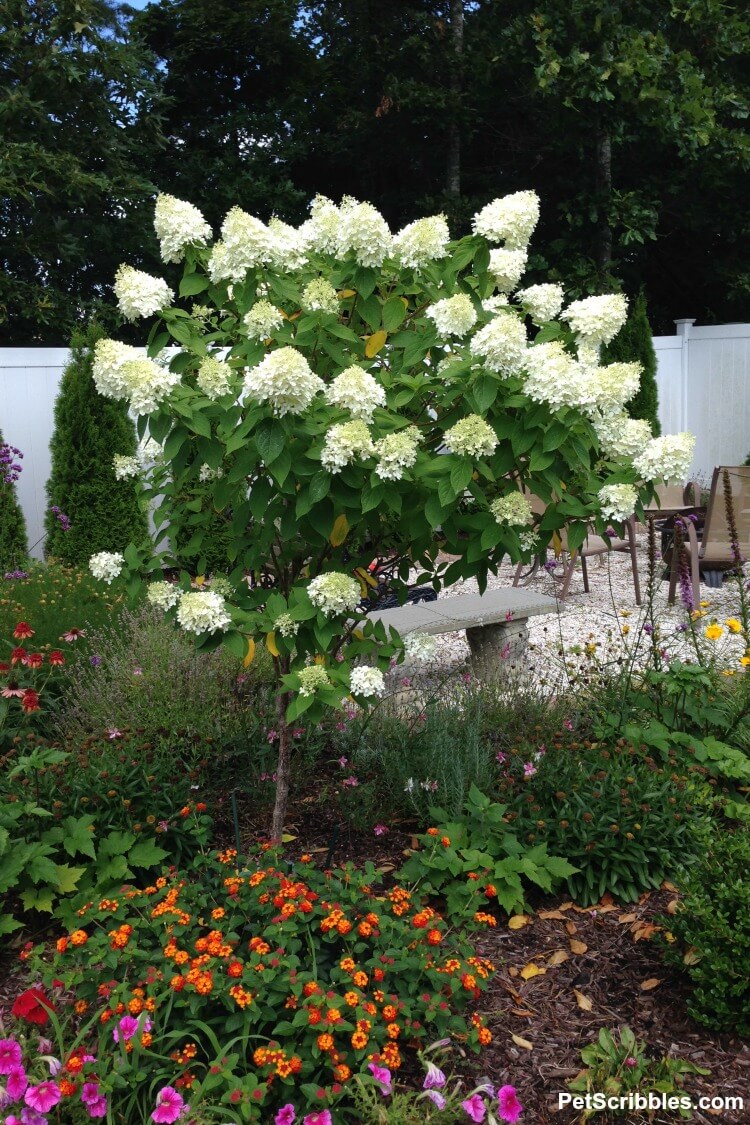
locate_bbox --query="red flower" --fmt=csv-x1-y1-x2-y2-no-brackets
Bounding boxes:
24,652,44,669
13,622,34,640
10,647,27,665
21,689,41,713
12,988,54,1025
48,650,65,666
0,662,9,672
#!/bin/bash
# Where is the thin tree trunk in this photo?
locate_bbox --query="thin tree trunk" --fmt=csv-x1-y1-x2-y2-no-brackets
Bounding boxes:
446,0,464,196
595,126,613,285
271,667,292,841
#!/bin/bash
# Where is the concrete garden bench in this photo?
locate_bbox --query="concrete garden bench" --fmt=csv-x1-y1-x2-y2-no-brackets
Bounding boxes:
368,587,558,680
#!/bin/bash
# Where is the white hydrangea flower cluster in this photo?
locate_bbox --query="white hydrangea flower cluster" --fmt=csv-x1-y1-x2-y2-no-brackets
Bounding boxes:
302,277,339,315
176,590,231,634
321,420,375,472
482,295,509,313
268,217,308,272
139,438,164,463
146,580,181,610
113,455,141,480
523,342,597,411
488,248,528,293
516,283,564,324
472,190,540,247
114,265,174,321
470,313,527,375
633,433,696,484
308,572,361,616
337,197,392,267
349,665,386,697
518,530,538,552
243,347,324,416
598,483,638,522
374,426,421,480
426,293,477,337
121,358,181,416
443,414,498,458
274,612,299,638
563,294,628,344
490,492,534,526
392,214,450,269
403,632,438,661
197,356,233,400
208,207,274,283
154,194,211,263
92,339,142,399
594,414,653,459
305,195,341,254
298,664,331,696
324,366,386,423
199,464,224,481
243,300,283,340
89,551,124,584
208,575,234,598
589,362,642,413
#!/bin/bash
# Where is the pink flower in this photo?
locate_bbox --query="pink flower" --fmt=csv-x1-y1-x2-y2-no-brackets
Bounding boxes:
151,1086,186,1124
423,1063,446,1089
6,1066,28,1099
24,1081,61,1113
338,756,348,767
624,1056,638,1068
86,1095,109,1119
497,1085,523,1123
81,1083,103,1106
462,1094,487,1123
563,719,573,731
368,1062,392,1095
275,1107,296,1125
106,728,123,740
303,1114,332,1125
425,1089,447,1110
341,776,359,787
523,762,536,779
266,729,279,743
496,751,506,764
373,824,388,836
113,1016,139,1043
0,1039,22,1074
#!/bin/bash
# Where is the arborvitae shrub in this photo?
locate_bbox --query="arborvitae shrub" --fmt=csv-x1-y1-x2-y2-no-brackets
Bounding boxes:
0,430,28,570
45,325,149,564
603,289,661,436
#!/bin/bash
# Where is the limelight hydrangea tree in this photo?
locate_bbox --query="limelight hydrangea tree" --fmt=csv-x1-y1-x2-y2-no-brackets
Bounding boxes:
87,189,694,838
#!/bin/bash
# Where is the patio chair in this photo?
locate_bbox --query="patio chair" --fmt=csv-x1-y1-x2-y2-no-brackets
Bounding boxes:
512,493,642,605
643,480,701,520
667,465,750,606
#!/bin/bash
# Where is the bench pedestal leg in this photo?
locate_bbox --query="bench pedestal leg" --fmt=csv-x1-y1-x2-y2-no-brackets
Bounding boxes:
465,618,529,681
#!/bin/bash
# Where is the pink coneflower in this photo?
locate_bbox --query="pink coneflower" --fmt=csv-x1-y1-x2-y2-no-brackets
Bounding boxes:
61,628,86,642
1,683,25,698
0,1038,22,1073
151,1086,186,1123
24,1080,62,1113
497,1085,523,1123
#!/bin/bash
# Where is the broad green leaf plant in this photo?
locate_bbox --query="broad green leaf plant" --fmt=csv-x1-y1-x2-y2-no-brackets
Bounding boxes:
87,190,694,837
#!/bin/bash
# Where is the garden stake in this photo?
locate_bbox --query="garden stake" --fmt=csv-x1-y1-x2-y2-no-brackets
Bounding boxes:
230,789,242,856
324,822,340,869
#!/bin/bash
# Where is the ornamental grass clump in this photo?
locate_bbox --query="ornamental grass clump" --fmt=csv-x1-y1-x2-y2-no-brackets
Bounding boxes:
85,188,695,838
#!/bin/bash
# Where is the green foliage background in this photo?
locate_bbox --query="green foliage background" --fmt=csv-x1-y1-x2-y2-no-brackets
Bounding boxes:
0,429,28,570
603,290,661,435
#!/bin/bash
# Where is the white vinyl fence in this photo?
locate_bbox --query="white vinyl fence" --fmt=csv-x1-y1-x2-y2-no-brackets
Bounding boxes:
1,323,749,559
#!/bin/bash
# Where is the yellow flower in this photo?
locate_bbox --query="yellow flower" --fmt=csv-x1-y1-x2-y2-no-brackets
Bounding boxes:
691,609,706,620
722,669,736,677
699,600,710,608
739,656,750,667
705,624,723,641
621,625,630,635
725,618,743,634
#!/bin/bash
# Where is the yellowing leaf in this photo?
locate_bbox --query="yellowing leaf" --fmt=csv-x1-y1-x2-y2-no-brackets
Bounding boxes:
338,289,356,298
313,654,326,665
195,574,206,586
683,948,702,965
511,1034,534,1050
569,939,588,955
243,637,256,667
520,963,546,980
574,990,593,1011
508,914,531,930
552,530,563,557
354,565,378,588
265,631,280,657
281,833,297,843
547,950,569,967
365,329,388,358
329,514,349,547
640,978,662,991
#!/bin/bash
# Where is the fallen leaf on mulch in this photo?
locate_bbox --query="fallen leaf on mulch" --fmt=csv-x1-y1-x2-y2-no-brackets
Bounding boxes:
569,939,588,954
665,899,679,915
547,950,570,967
640,978,663,991
632,921,660,941
511,1034,534,1050
520,962,546,980
508,914,531,930
511,1008,535,1017
539,909,567,920
618,913,638,923
574,990,593,1011
565,920,578,935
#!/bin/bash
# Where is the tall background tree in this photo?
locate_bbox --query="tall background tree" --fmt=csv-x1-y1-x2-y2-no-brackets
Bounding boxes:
45,325,148,563
0,0,165,344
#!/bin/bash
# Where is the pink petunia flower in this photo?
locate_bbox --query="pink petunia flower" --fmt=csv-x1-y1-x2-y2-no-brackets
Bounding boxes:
112,1016,139,1043
275,1107,296,1125
81,1082,103,1106
6,1066,28,1099
0,1039,22,1074
425,1089,447,1109
151,1086,186,1124
24,1081,61,1113
302,1113,332,1125
462,1094,487,1123
497,1085,523,1123
368,1062,392,1095
423,1062,446,1089
85,1094,108,1119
